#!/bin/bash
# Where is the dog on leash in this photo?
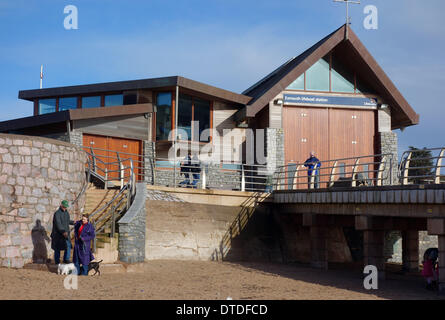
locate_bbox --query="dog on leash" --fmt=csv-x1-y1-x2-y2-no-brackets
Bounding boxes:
88,260,103,276
57,263,77,275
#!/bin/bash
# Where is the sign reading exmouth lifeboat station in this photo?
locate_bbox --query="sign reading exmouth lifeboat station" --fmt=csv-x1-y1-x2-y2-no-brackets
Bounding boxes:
283,93,378,108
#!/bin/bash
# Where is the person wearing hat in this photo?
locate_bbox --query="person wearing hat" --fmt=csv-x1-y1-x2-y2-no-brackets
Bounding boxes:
50,200,75,264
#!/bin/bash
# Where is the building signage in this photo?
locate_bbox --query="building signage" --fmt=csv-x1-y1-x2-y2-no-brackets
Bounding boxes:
283,93,378,108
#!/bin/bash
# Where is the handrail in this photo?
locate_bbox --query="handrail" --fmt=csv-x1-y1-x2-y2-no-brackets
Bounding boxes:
272,153,393,190
399,147,445,185
82,148,137,252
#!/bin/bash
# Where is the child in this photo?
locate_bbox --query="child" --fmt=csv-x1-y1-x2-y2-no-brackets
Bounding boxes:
422,248,439,291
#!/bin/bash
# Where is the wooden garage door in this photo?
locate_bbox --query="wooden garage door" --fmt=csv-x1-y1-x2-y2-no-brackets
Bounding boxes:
283,106,329,165
83,134,142,181
283,106,376,177
329,108,376,179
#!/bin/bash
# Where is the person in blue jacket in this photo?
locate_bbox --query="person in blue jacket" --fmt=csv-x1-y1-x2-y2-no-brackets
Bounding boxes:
73,214,96,276
304,151,321,189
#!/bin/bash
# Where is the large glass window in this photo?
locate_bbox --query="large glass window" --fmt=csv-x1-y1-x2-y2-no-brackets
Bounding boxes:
305,56,330,92
81,96,101,109
59,97,78,111
178,94,193,140
39,98,56,114
194,98,210,142
331,56,355,93
287,73,305,90
156,92,172,141
105,94,124,107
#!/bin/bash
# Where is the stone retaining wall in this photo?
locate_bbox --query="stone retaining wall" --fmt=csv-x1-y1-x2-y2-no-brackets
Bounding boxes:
0,134,87,268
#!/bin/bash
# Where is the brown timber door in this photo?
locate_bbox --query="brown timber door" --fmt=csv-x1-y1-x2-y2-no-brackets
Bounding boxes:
83,134,142,181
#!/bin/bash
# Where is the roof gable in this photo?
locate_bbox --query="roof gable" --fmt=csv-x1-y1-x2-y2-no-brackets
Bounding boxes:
244,25,419,129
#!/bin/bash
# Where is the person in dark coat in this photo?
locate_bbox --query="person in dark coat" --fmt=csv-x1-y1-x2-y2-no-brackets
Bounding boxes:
179,152,192,187
73,214,96,276
304,151,321,189
51,200,74,264
190,154,201,188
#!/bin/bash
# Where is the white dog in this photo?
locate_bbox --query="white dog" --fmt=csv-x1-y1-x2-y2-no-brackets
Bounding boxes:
57,263,77,275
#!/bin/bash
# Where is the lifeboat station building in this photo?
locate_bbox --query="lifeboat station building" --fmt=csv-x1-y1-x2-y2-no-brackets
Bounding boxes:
0,25,419,189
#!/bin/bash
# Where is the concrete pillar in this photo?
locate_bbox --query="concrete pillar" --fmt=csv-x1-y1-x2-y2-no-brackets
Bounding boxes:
427,218,445,294
310,226,329,270
363,230,386,280
402,230,419,272
439,235,445,294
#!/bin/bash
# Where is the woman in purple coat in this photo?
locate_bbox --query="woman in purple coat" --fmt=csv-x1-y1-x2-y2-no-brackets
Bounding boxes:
73,214,96,276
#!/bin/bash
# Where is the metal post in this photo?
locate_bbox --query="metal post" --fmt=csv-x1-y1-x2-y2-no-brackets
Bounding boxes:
402,152,413,185
104,168,108,190
202,166,206,190
435,148,445,184
241,165,246,192
111,206,115,238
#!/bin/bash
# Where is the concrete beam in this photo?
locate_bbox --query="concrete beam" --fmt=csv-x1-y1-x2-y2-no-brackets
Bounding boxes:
427,218,445,235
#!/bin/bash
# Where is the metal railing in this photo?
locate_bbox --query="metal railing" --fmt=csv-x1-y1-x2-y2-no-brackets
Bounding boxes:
399,147,445,185
153,157,271,192
82,147,137,252
272,153,393,191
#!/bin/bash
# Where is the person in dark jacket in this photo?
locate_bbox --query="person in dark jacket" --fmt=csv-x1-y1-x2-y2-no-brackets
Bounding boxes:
304,151,321,189
51,200,74,264
179,152,192,187
190,154,201,188
73,214,96,276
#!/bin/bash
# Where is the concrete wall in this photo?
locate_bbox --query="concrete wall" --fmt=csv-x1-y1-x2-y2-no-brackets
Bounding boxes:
118,183,146,263
0,134,87,268
145,196,282,262
146,200,241,260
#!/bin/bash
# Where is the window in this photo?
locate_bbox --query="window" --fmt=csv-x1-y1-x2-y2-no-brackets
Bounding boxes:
105,94,124,107
193,98,210,142
156,92,172,141
287,73,305,90
59,97,78,111
39,98,56,114
177,94,211,142
177,94,193,140
123,93,137,105
81,96,101,109
305,56,330,92
331,55,355,93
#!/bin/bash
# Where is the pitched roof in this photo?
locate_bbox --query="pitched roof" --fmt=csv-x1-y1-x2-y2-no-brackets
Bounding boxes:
243,25,419,129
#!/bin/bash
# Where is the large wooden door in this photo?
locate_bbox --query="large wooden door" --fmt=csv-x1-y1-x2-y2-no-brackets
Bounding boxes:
283,106,376,185
83,134,142,181
329,109,375,178
283,106,329,164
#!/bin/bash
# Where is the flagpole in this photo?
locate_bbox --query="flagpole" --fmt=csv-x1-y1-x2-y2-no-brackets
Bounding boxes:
40,65,43,89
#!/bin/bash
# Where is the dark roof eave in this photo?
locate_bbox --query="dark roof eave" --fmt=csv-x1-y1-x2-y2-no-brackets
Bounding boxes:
0,104,153,132
18,75,252,106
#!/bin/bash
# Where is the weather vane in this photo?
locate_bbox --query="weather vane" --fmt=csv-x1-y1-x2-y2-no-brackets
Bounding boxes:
334,0,361,26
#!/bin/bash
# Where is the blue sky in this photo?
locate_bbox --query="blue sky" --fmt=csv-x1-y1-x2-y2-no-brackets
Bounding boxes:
0,0,444,157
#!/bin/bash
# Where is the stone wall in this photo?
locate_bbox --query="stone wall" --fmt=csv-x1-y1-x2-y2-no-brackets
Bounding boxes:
265,128,285,176
0,134,87,268
377,131,399,185
118,183,147,263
